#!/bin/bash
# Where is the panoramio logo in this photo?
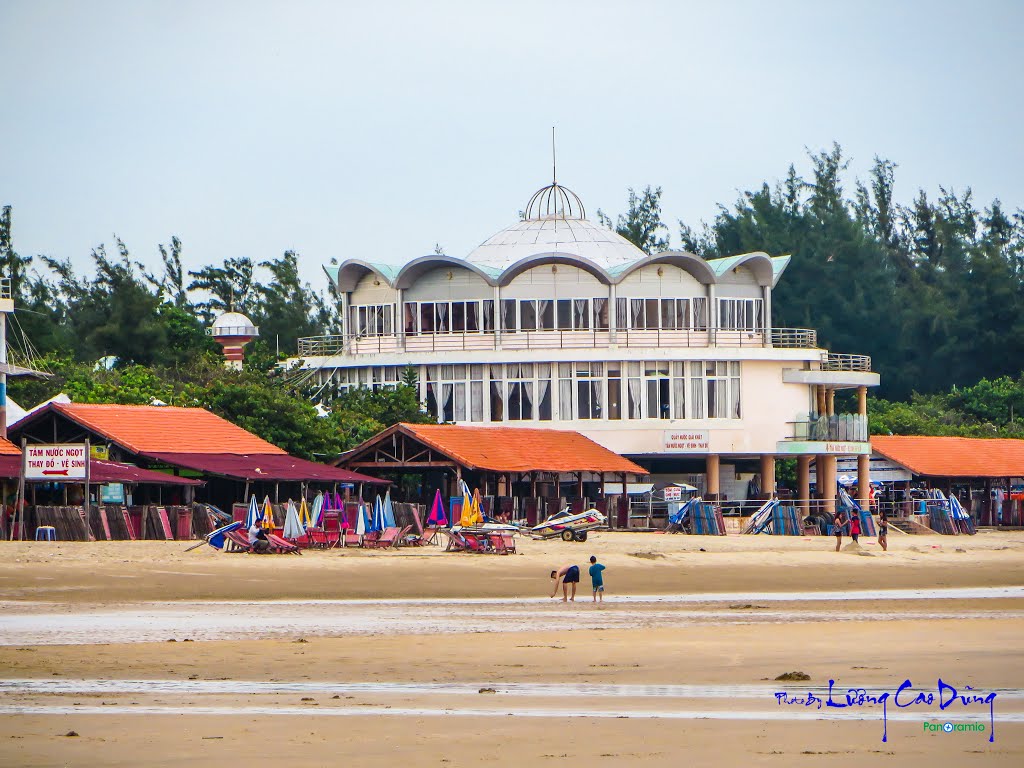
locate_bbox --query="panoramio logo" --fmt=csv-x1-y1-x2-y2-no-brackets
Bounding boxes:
924,721,986,734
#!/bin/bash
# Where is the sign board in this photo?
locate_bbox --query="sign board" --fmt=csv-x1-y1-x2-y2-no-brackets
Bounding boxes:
776,441,872,455
663,485,682,502
663,430,710,453
100,483,125,503
90,445,109,461
25,444,88,480
811,456,912,484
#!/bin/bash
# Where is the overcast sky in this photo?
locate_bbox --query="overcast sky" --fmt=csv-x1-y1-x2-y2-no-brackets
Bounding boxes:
2,0,1021,291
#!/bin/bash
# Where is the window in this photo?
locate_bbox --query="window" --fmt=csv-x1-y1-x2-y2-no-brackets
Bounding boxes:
627,361,642,419
729,361,741,418
558,363,573,420
470,364,484,422
425,365,467,422
672,362,686,418
645,362,671,420
500,299,517,331
506,363,534,420
692,297,708,330
616,297,705,330
403,301,486,335
489,364,504,422
593,298,609,330
520,300,537,331
718,298,764,331
607,364,621,420
482,300,495,331
690,361,705,419
576,363,603,419
707,361,729,419
537,363,553,420
556,299,591,330
349,304,393,336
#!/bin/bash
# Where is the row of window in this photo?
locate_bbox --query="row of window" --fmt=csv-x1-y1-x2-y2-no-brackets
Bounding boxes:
348,297,762,337
325,361,742,423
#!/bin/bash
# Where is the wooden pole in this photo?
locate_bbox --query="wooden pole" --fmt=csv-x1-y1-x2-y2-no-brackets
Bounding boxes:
13,437,26,541
84,438,91,533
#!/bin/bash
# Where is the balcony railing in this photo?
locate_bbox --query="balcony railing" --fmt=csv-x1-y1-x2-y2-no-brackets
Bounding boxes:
822,353,872,372
0,277,11,300
788,413,868,442
296,326,820,358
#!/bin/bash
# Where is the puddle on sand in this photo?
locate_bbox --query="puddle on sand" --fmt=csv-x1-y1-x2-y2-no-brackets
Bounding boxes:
2,703,1021,723
2,679,1023,700
2,603,1021,646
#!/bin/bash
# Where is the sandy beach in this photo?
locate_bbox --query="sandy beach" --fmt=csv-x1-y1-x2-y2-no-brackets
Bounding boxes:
1,531,1023,766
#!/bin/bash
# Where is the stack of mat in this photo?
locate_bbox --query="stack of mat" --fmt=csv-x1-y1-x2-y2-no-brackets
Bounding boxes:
690,502,726,535
770,505,802,535
33,506,92,541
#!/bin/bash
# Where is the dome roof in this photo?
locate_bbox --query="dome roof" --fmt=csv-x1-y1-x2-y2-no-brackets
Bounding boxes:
211,311,258,336
465,216,647,273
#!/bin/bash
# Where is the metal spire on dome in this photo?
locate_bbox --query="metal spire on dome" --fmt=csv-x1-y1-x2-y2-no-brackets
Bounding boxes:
525,128,586,221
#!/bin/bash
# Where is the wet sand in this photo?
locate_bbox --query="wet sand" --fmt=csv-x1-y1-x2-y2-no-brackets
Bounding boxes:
1,531,1023,765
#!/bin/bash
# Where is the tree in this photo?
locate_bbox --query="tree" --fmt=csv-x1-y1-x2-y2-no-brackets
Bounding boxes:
597,186,670,254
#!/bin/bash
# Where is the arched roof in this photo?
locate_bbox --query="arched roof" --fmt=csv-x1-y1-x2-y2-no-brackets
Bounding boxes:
497,252,614,286
332,260,402,292
611,250,717,285
705,251,776,286
393,255,500,289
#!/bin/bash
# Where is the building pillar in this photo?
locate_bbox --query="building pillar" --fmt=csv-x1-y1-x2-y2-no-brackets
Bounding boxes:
816,385,827,417
707,283,717,341
857,453,871,509
396,288,406,349
608,282,617,343
827,389,835,417
857,386,867,416
819,455,837,514
797,456,811,514
705,454,720,500
760,454,776,498
762,284,772,346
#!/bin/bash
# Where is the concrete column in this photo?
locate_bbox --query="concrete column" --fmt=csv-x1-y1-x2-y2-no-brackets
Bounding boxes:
493,284,502,350
762,284,772,345
707,283,717,341
816,385,827,417
797,456,811,514
857,453,870,508
608,282,617,343
705,454,720,499
760,454,776,498
396,288,406,349
827,389,835,417
819,455,837,514
857,386,867,416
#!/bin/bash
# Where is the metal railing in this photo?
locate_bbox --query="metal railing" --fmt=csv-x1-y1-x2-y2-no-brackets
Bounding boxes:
822,352,872,372
296,326,821,358
207,325,259,337
788,413,869,442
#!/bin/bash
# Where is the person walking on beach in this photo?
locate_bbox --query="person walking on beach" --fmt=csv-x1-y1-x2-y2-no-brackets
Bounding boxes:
878,509,889,552
588,555,606,603
550,563,580,602
833,509,846,552
849,509,861,544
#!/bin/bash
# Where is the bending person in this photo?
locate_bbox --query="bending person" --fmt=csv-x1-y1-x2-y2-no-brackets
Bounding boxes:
550,563,580,602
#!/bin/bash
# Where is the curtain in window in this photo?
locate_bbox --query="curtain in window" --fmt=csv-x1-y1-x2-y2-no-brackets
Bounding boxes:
592,380,603,418
689,362,705,419
500,300,513,331
426,382,439,422
573,299,589,330
470,381,484,421
730,370,741,418
673,372,686,419
442,383,454,422
661,299,675,329
537,299,553,330
630,299,644,329
482,300,494,331
615,298,627,331
593,297,608,330
490,381,504,422
436,302,449,333
708,379,728,418
627,377,642,419
454,382,466,421
692,297,708,330
465,302,479,332
538,378,551,420
520,300,536,331
404,303,417,335
522,381,534,419
559,378,573,420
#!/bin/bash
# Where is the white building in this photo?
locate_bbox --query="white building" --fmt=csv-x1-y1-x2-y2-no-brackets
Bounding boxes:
290,181,879,511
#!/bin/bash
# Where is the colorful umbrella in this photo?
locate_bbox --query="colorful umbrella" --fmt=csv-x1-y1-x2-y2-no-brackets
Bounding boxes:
333,491,343,511
260,496,274,529
458,482,481,528
369,495,384,533
298,497,312,529
309,493,324,528
244,495,260,528
283,500,304,539
426,489,447,527
383,489,397,528
355,500,367,536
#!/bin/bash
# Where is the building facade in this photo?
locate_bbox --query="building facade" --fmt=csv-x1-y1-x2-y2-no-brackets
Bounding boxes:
289,181,879,511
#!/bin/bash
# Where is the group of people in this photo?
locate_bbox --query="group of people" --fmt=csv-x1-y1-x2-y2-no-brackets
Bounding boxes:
549,556,606,602
832,508,888,552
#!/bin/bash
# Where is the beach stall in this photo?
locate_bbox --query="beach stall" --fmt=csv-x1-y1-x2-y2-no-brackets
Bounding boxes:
336,422,648,527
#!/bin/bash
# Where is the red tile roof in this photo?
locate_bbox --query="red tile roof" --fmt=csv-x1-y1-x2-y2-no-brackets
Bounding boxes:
144,452,387,484
0,436,21,456
871,435,1024,478
50,403,286,455
373,424,648,475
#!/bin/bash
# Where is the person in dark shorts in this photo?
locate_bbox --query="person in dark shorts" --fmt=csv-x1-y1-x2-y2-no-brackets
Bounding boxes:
878,510,888,552
833,509,845,552
550,563,580,602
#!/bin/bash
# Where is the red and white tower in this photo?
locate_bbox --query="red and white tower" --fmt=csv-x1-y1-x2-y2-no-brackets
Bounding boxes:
209,311,258,370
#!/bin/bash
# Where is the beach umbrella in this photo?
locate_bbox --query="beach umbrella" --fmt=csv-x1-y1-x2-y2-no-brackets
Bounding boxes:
473,487,485,520
261,496,274,529
337,498,351,530
244,495,260,528
283,500,304,539
333,491,343,511
369,495,385,533
383,489,397,528
355,500,367,536
298,497,312,529
458,483,481,528
309,493,324,528
426,489,447,527
322,491,334,512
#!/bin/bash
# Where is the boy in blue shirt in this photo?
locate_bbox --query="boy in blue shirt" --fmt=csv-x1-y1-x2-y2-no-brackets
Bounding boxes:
588,555,606,603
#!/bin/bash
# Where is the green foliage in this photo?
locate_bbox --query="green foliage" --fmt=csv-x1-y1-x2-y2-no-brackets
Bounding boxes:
598,186,670,255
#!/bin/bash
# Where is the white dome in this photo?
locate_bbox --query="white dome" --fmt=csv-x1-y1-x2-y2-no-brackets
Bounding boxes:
465,216,647,272
211,311,258,336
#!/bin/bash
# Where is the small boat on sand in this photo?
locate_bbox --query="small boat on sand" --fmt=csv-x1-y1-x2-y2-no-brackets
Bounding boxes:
530,508,606,541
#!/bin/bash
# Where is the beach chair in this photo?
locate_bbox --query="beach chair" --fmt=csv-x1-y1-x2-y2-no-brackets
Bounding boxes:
222,530,253,553
410,526,441,546
489,533,509,554
439,529,465,552
266,533,302,555
342,529,362,548
307,528,330,549
365,527,400,549
393,525,413,546
500,533,516,554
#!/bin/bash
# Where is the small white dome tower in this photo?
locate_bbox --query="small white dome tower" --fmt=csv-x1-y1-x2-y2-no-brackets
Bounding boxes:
209,311,258,370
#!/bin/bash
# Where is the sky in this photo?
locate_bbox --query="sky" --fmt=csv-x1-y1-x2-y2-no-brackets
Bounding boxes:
2,0,1022,292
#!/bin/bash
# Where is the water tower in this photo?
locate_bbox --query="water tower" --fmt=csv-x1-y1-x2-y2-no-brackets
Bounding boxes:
208,311,259,370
